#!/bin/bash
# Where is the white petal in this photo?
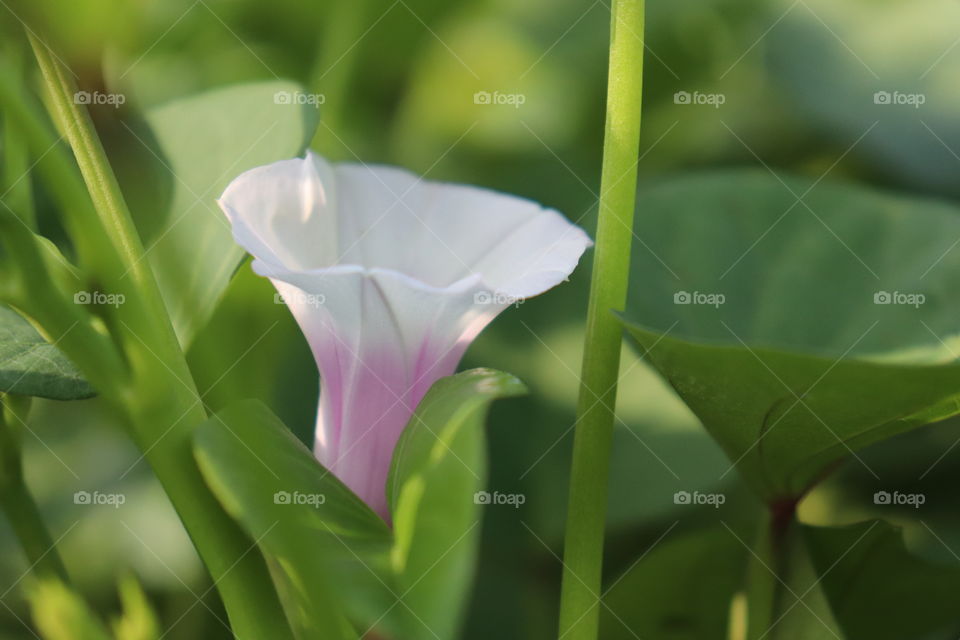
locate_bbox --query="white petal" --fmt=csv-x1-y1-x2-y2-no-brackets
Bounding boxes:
332,162,594,297
217,152,339,271
220,152,592,300
218,151,593,517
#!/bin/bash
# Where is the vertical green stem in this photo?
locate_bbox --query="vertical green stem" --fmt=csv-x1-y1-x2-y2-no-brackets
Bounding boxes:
2,45,36,230
745,515,780,639
0,396,68,581
558,1,645,639
25,35,293,639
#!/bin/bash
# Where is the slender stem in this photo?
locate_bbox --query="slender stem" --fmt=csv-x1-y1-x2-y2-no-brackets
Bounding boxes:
0,396,68,581
558,1,645,639
25,35,293,639
1,45,35,230
0,481,68,580
745,515,779,639
746,501,798,639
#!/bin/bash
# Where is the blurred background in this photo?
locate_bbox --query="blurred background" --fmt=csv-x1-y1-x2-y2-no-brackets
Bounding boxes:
2,0,960,638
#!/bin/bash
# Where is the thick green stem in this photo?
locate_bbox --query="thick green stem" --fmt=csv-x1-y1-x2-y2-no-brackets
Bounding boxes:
0,396,68,581
558,1,645,639
24,35,293,639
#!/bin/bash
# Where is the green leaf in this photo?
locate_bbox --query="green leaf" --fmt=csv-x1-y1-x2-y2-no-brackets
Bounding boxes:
768,0,960,196
386,368,526,639
600,525,747,640
805,520,960,640
28,577,160,640
111,575,160,640
144,81,318,346
193,399,391,640
621,170,960,502
28,580,112,640
0,305,94,400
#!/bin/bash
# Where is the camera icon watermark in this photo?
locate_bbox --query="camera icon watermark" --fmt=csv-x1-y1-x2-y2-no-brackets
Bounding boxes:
673,290,725,308
873,91,925,109
274,91,326,107
473,290,523,307
473,490,525,508
273,490,326,508
74,290,126,308
873,490,925,509
473,90,526,108
73,91,126,109
74,490,126,508
274,291,325,308
673,91,725,108
673,490,725,508
873,291,925,308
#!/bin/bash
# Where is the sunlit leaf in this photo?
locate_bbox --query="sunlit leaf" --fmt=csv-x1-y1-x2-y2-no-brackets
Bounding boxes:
194,400,391,640
386,368,526,639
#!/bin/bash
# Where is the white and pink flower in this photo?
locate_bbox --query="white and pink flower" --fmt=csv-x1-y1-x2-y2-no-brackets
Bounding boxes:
219,152,591,518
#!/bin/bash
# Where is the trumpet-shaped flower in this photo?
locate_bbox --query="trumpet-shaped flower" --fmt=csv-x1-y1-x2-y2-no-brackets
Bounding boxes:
218,152,591,518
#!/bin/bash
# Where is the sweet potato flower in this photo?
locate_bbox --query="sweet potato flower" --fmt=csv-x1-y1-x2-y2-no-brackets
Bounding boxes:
219,152,591,517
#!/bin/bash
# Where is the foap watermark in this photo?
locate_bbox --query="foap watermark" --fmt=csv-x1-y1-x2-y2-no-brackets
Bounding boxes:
273,490,326,507
674,90,725,108
674,490,726,508
674,290,725,308
274,291,325,308
74,490,126,508
873,490,925,509
873,91,925,108
473,290,523,307
474,490,525,508
74,290,126,308
473,90,526,108
874,291,925,308
73,90,126,108
274,90,326,107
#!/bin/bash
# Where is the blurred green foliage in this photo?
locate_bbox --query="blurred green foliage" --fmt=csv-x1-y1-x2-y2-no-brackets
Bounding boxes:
3,0,960,638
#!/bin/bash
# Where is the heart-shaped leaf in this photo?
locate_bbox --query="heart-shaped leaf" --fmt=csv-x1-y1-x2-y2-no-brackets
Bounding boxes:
386,368,526,639
144,81,318,347
0,305,94,400
621,170,960,502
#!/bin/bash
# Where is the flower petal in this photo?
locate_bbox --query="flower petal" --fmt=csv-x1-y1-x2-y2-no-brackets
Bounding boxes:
218,151,593,518
271,270,505,516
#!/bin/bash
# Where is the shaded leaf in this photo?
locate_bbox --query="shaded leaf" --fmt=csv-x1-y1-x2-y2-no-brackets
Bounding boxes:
601,525,746,640
805,520,960,640
0,305,94,400
145,81,318,346
622,170,960,501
